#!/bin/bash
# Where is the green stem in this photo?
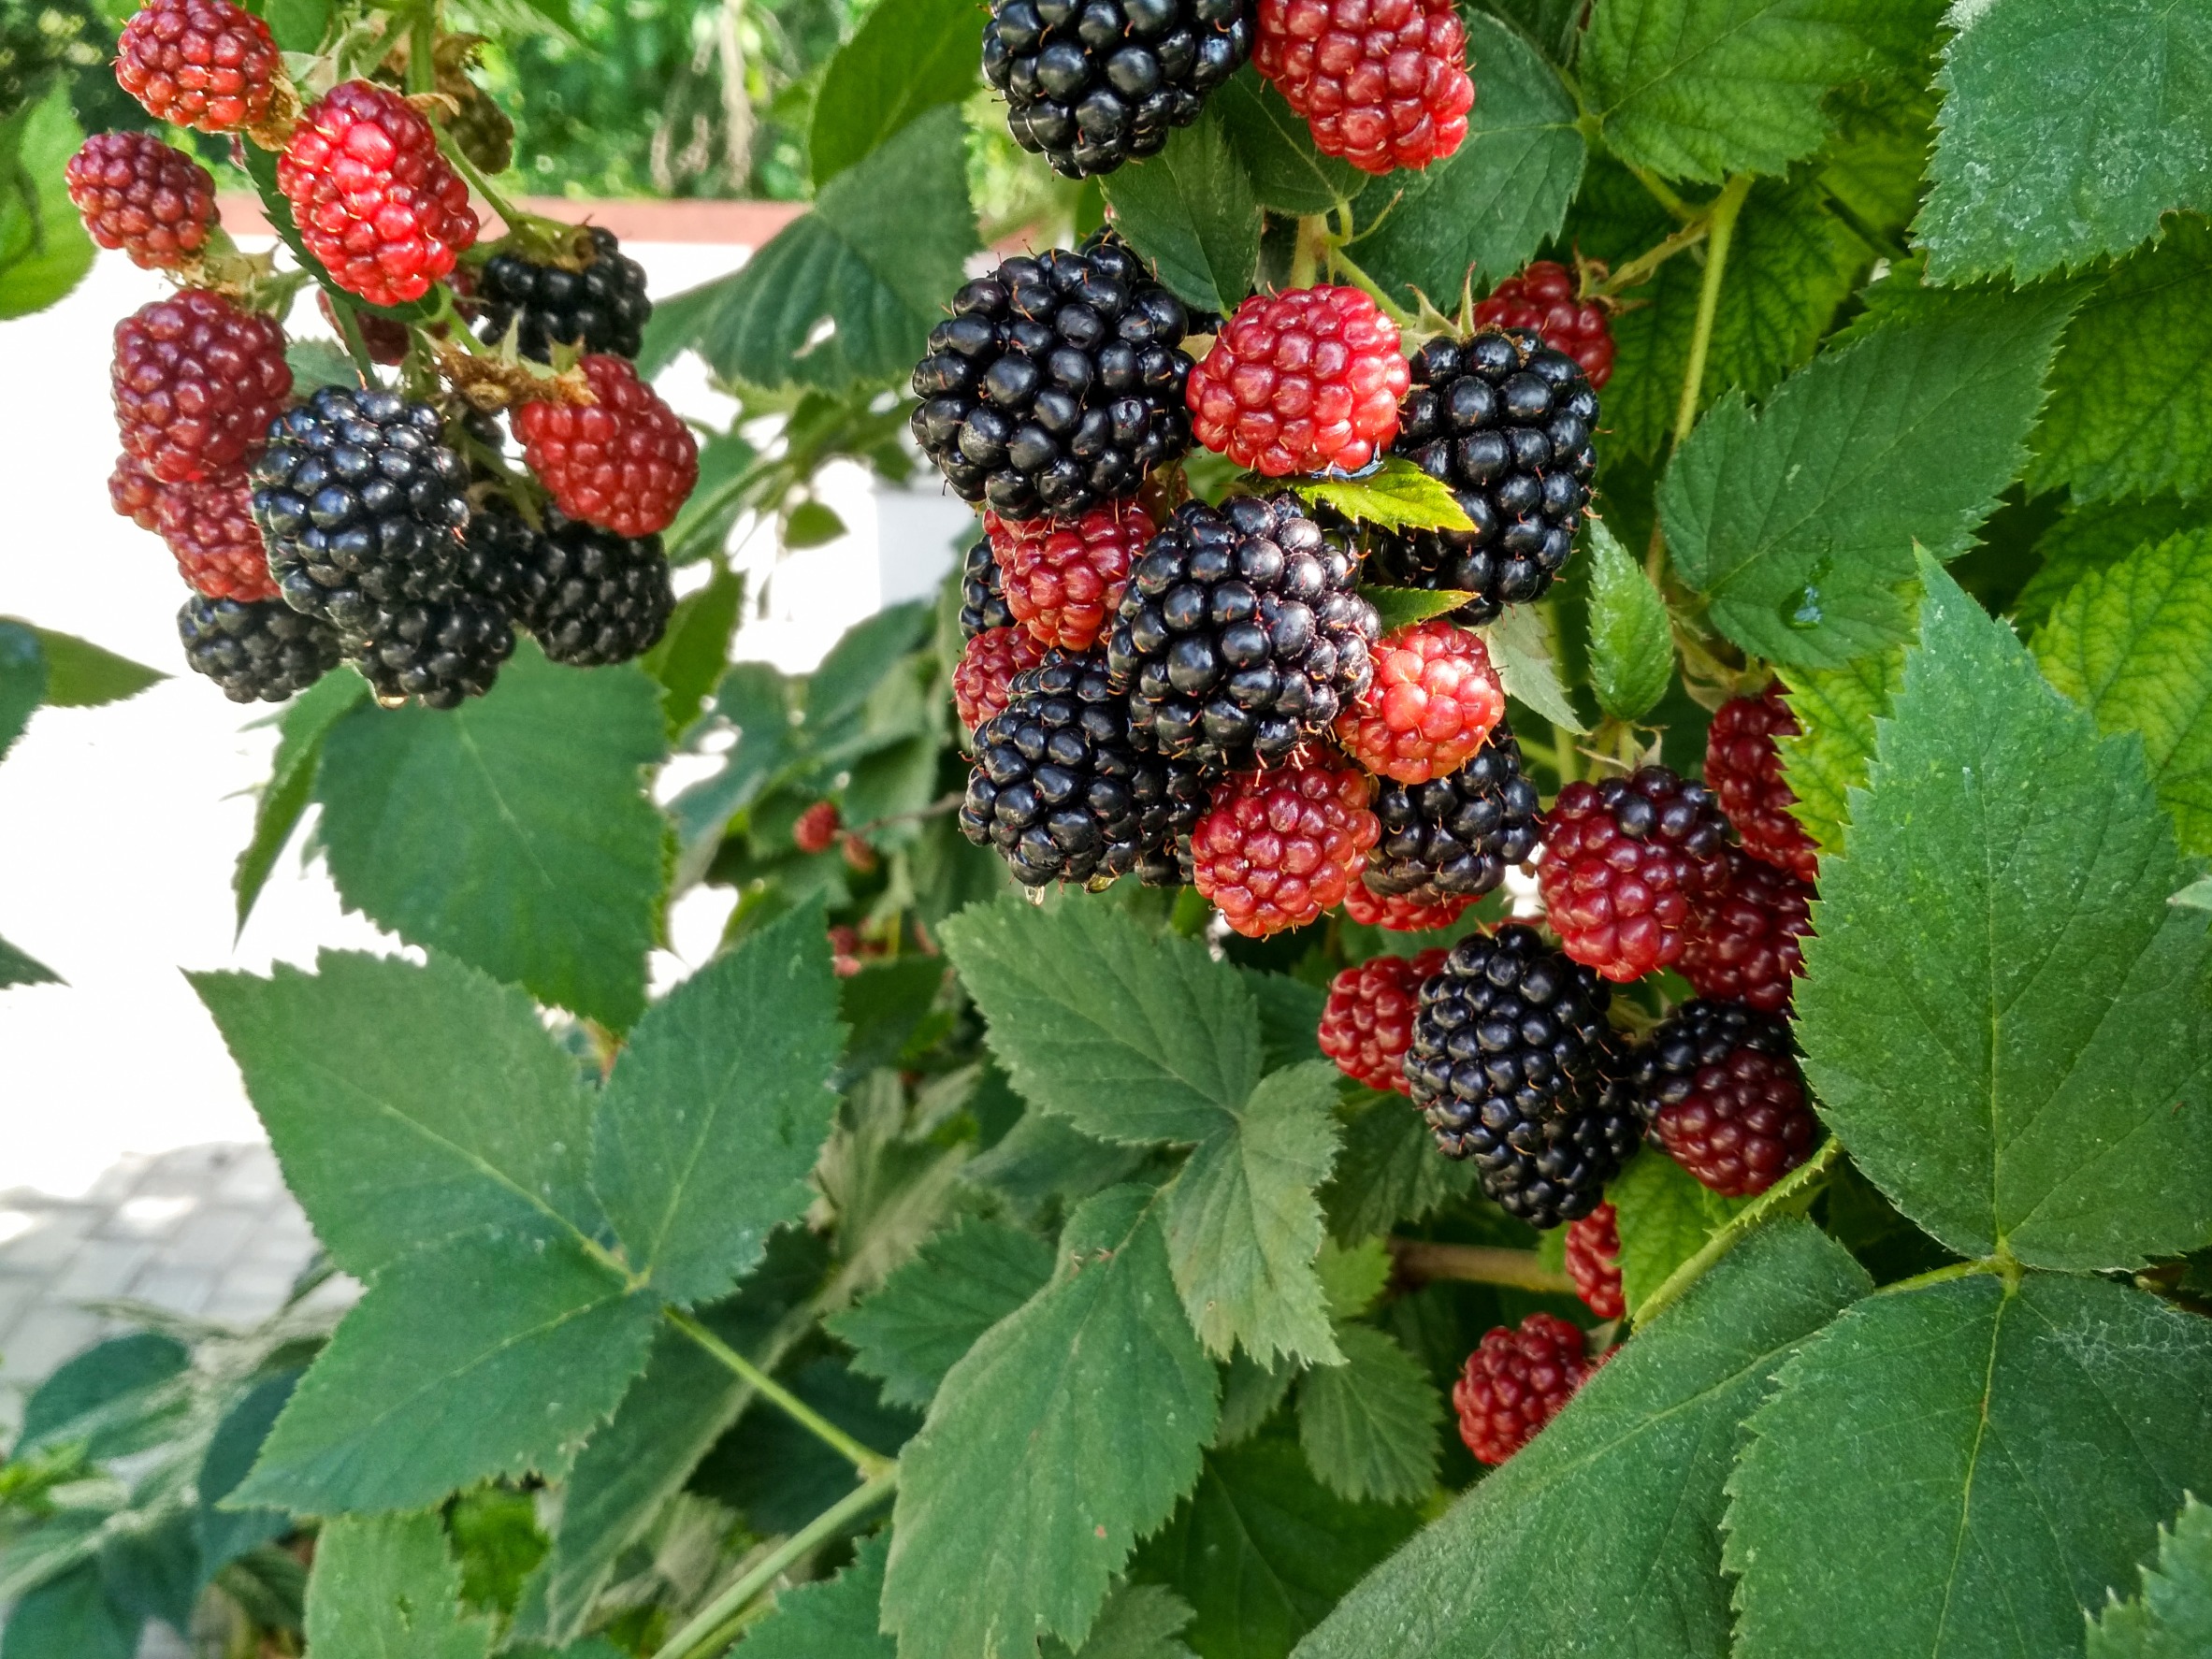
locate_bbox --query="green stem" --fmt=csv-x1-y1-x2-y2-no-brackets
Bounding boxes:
1872,1256,2009,1299
1629,165,1695,223
669,1308,895,1480
647,1469,899,1659
1598,215,1710,296
1632,1137,1843,1328
406,6,437,96
1290,214,1326,289
1323,245,1415,328
1669,173,1751,449
1386,1240,1574,1295
437,129,534,234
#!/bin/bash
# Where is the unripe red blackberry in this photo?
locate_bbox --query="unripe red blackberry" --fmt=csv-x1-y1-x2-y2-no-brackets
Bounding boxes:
1634,1000,1817,1198
1682,849,1811,1015
1703,685,1819,884
1191,749,1379,936
959,536,1018,638
911,233,1196,522
514,355,699,539
1186,286,1409,475
1251,0,1472,174
1471,263,1614,390
112,289,292,485
477,226,654,361
1453,1312,1593,1465
516,512,676,667
279,80,478,307
1538,767,1730,983
983,0,1253,178
953,625,1048,731
1342,878,1468,932
1365,724,1540,904
1106,492,1378,770
178,596,340,702
109,453,163,530
114,0,281,134
156,468,278,604
1369,328,1598,625
65,132,216,270
1331,618,1502,784
794,801,841,854
1319,948,1443,1093
1564,1202,1624,1320
988,498,1152,652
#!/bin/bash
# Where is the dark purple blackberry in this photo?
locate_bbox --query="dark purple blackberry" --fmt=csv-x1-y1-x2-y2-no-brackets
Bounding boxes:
1630,999,1817,1195
177,595,341,702
1631,999,1790,1120
476,227,652,361
1405,924,1638,1227
1366,723,1541,902
1135,751,1215,886
1370,328,1598,625
1106,492,1378,769
960,536,1016,638
911,231,1197,521
353,594,514,709
518,512,675,666
249,385,470,637
983,0,1252,179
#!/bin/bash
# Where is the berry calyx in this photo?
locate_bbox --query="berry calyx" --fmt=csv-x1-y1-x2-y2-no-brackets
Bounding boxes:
1366,724,1541,903
988,498,1153,652
1331,618,1502,784
1682,848,1812,1015
1471,263,1615,390
156,468,279,603
1634,999,1818,1197
1564,1203,1624,1320
114,0,281,134
1185,286,1410,475
1342,878,1468,932
1251,0,1472,174
794,801,841,854
1453,1312,1594,1465
65,132,217,270
953,625,1048,732
278,79,478,307
1538,766,1731,982
1703,685,1820,884
1191,749,1380,937
1319,948,1443,1093
111,290,293,485
514,355,700,538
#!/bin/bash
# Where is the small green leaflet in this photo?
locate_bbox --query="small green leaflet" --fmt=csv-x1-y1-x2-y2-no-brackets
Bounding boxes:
1241,969,1326,1070
826,1218,1055,1408
0,87,95,320
15,1331,189,1458
1100,108,1261,316
1292,459,1471,534
303,1511,493,1659
1795,555,2212,1271
1322,1092,1475,1241
0,618,41,762
1294,1324,1440,1505
1312,1236,1390,1320
235,668,366,933
1606,1151,1748,1320
0,1565,140,1659
2089,1495,2212,1659
25,627,163,707
1359,587,1474,634
1581,519,1673,721
1775,646,1902,855
0,932,59,988
1479,602,1587,734
1213,69,1363,216
806,0,980,187
638,562,743,737
1041,1583,1201,1659
2017,496,2204,627
1726,1274,2212,1659
197,1373,299,1577
742,1534,896,1659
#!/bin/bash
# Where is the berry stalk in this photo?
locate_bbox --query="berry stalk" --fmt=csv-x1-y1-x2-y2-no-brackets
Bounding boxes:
1669,173,1751,450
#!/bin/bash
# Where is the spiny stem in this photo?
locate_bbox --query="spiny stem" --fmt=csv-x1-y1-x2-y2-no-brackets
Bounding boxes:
1386,1239,1574,1295
1669,173,1751,450
438,130,534,235
647,1468,898,1659
668,1308,895,1480
1632,1137,1843,1328
1873,1256,2009,1299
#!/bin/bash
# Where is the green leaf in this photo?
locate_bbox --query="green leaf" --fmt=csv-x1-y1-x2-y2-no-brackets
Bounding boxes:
1135,1435,1418,1659
28,628,163,707
1241,969,1326,1071
742,1534,896,1659
235,668,367,933
1161,1062,1342,1367
671,107,976,391
1291,458,1473,534
0,1564,139,1659
638,563,743,738
1099,106,1262,315
698,1354,920,1534
882,1186,1220,1659
1660,283,2075,667
197,1373,300,1572
314,642,670,1031
1606,1151,1750,1318
783,499,848,548
0,87,94,319
1313,1235,1390,1320
939,894,1263,1145
2017,496,2205,628
285,336,355,390
0,930,59,988
2037,527,2212,857
1775,646,1902,855
672,662,797,876
193,950,600,1278
1582,518,1673,721
234,1230,658,1514
16,1331,188,1456
1213,69,1365,216
1343,14,1584,304
592,905,844,1305
2090,1495,2212,1659
0,617,45,762
97,1508,200,1632
303,1510,493,1659
1215,1349,1295,1446
960,1107,1151,1222
1294,1324,1439,1505
1583,0,1934,183
1043,1582,1199,1659
1479,602,1586,733
1915,0,2212,282
1359,586,1476,633
805,599,934,733
826,1218,1054,1409
1322,1090,1474,1241
1294,1220,1872,1659
1796,555,2212,1270
807,0,980,186
2033,218,2212,502
1725,1273,2212,1659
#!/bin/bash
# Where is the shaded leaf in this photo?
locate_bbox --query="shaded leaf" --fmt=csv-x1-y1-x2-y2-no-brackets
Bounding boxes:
740,1534,895,1658
638,563,744,738
0,1563,139,1659
1480,602,1586,732
1294,1324,1440,1505
235,668,367,933
1361,586,1476,633
197,1372,300,1571
303,1510,493,1659
827,1218,1054,1409
0,87,94,319
2089,1495,2212,1659
1043,1582,1199,1659
0,617,45,762
15,1331,188,1457
808,0,980,186
1213,69,1364,215
1582,518,1672,721
1241,969,1325,1071
1100,106,1261,315
1606,1150,1748,1319
0,931,58,988
1321,1091,1473,1242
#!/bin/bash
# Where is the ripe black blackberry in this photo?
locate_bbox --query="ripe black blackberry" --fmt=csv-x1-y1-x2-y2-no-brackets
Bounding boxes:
1366,722,1541,902
911,232,1197,521
960,535,1017,638
250,386,470,638
519,512,676,667
1405,924,1640,1227
177,596,342,703
1369,328,1598,625
1135,751,1215,886
353,594,515,709
961,652,1164,887
983,0,1252,179
1106,492,1378,769
476,227,653,361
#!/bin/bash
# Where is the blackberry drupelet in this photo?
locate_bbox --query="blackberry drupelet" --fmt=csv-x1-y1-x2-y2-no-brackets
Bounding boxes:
983,0,1251,178
476,226,653,361
250,385,470,637
1365,723,1540,902
1134,751,1214,886
1634,998,1817,1197
1369,327,1598,624
177,595,341,702
1106,492,1378,769
959,536,1017,637
910,232,1197,521
1404,923,1640,1226
518,511,676,666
